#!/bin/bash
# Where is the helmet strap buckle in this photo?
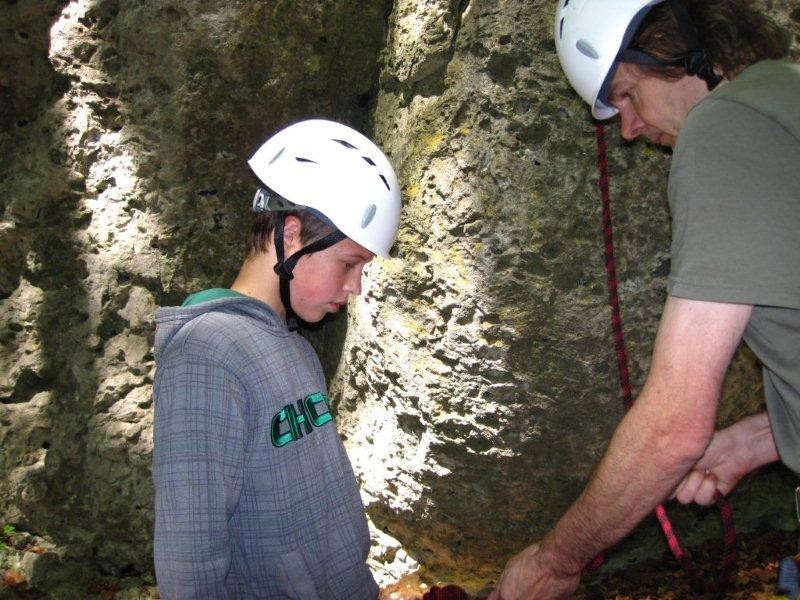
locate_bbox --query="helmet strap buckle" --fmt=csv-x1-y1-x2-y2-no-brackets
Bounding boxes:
273,261,295,280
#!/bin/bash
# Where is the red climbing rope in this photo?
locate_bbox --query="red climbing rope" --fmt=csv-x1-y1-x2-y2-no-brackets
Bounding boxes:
421,584,478,600
592,123,738,592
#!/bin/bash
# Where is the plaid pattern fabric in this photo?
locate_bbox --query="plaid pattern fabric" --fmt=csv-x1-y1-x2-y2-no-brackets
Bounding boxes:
153,297,376,599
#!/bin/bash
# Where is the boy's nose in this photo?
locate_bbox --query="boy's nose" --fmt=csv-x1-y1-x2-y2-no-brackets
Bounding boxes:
343,270,363,297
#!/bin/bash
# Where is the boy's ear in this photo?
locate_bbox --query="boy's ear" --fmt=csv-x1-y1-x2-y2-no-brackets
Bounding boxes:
282,215,303,253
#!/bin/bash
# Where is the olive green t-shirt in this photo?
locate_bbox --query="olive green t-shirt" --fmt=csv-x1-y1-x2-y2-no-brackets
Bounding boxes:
667,59,800,472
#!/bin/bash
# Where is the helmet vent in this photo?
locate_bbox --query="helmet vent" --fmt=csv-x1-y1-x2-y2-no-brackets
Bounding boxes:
269,147,285,164
576,39,599,59
361,203,377,228
362,156,376,166
252,187,269,212
333,138,357,150
295,156,317,163
379,174,390,191
559,18,564,39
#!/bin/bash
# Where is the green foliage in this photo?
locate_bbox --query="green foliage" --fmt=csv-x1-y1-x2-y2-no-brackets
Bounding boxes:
1,524,17,561
0,528,10,566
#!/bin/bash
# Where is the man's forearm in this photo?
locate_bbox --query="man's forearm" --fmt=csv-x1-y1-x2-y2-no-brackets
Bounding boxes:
537,298,752,573
539,391,714,574
489,299,752,600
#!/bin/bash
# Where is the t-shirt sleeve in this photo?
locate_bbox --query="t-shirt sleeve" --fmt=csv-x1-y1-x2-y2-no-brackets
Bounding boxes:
153,349,247,599
667,98,800,309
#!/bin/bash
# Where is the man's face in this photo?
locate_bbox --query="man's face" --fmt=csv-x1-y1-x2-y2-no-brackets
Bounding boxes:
289,237,375,323
607,62,711,148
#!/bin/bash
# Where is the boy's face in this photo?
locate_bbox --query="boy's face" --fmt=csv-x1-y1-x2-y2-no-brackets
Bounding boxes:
289,237,375,323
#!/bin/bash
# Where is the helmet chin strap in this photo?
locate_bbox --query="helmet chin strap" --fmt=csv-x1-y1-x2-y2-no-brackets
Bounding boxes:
667,0,722,90
272,213,347,331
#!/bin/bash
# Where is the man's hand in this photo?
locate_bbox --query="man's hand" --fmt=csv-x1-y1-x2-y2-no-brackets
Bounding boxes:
672,412,778,506
488,542,580,600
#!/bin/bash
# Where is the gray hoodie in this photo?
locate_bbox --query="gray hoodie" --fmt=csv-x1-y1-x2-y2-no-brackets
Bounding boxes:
153,294,377,599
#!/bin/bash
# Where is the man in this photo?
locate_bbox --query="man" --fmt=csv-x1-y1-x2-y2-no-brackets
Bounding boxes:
490,0,799,598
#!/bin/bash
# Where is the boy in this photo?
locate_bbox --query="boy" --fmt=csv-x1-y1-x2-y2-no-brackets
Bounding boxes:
152,119,402,599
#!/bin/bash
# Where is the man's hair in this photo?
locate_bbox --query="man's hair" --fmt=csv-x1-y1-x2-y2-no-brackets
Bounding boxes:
245,210,335,258
630,0,789,81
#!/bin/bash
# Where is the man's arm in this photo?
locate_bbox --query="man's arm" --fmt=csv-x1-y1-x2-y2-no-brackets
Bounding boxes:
490,296,753,600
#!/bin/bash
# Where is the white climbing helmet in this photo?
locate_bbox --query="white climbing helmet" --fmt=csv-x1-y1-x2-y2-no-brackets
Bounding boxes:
248,119,402,257
554,0,664,119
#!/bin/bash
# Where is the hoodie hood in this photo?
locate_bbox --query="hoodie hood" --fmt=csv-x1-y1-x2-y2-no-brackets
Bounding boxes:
154,294,290,361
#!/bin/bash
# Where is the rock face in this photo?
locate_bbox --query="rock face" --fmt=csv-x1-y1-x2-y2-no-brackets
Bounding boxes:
0,0,798,593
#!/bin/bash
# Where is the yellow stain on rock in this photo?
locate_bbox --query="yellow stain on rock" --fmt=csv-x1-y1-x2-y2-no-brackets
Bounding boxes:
377,256,406,276
421,131,445,155
404,183,420,201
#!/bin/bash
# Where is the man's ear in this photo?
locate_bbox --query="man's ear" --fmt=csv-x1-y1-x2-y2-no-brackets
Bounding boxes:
282,215,303,253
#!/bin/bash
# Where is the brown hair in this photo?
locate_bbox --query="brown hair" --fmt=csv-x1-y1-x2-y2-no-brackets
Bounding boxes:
245,210,336,258
630,0,789,81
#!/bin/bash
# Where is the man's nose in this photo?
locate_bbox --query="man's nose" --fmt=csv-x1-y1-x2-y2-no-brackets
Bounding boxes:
619,106,645,141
